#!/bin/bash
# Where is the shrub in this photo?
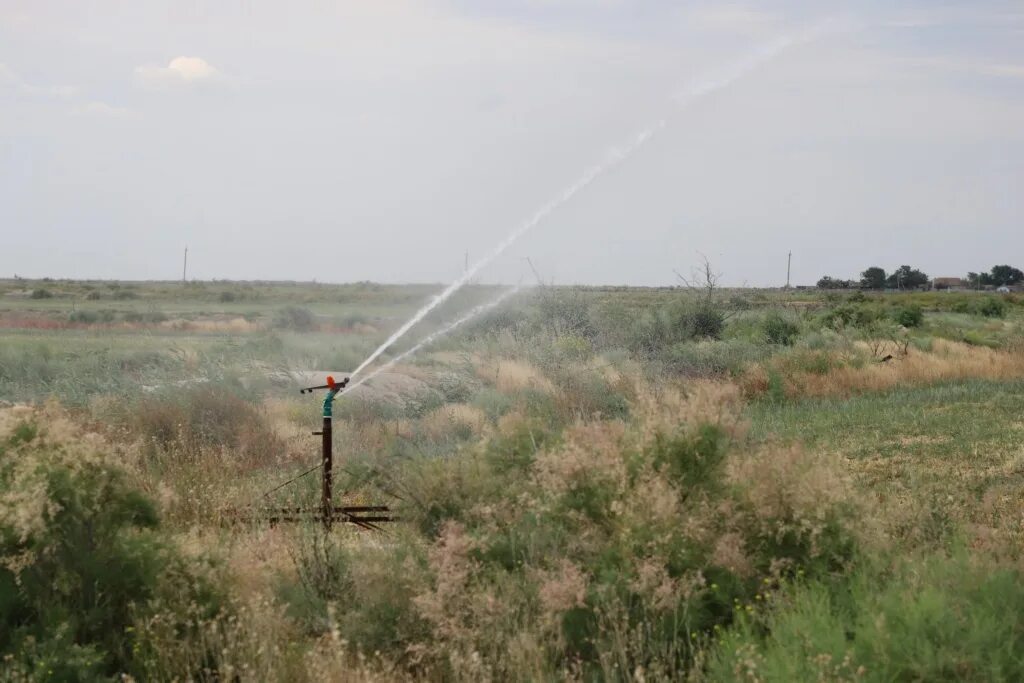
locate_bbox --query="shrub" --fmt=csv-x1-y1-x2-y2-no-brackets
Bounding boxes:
893,304,924,327
30,288,53,299
85,290,102,300
688,305,726,339
821,303,882,330
121,385,285,468
387,385,859,679
272,306,317,331
436,371,476,403
666,340,770,377
553,334,593,361
630,300,727,356
68,309,99,324
534,290,596,340
402,388,445,419
471,387,515,422
122,310,168,324
977,297,1006,318
113,290,139,300
762,312,800,345
708,553,1024,682
0,409,221,679
279,528,430,659
550,370,629,420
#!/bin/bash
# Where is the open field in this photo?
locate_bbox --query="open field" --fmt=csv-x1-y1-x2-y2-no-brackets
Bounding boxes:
3,278,1024,681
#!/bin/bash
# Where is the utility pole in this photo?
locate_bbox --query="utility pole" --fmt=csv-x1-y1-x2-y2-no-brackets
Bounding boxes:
182,246,188,284
786,251,792,289
464,250,469,276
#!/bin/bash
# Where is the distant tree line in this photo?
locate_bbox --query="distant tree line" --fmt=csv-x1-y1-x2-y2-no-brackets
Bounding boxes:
817,264,1023,291
966,265,1024,288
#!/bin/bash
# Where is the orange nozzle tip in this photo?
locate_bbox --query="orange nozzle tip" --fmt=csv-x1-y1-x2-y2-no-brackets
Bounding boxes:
326,375,336,387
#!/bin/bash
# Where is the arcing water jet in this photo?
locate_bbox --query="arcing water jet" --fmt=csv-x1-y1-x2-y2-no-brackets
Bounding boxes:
349,285,524,391
350,24,835,381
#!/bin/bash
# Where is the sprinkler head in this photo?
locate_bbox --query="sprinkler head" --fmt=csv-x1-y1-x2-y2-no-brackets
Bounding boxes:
299,376,350,394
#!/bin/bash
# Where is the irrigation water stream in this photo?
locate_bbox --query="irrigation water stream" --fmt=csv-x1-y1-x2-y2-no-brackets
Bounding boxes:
348,285,524,391
347,22,839,382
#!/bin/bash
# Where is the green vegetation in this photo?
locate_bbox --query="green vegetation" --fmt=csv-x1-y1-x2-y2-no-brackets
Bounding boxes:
1,277,1023,680
710,553,1024,682
0,413,222,680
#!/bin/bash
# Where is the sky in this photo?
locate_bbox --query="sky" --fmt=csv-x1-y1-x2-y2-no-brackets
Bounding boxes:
1,0,1022,286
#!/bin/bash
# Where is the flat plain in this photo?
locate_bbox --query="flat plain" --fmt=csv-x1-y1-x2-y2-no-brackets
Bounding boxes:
2,278,1024,681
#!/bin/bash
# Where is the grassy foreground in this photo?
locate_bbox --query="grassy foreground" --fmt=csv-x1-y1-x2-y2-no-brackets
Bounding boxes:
2,279,1024,681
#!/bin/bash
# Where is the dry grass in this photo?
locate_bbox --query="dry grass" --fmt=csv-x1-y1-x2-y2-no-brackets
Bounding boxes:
743,339,1024,400
160,317,262,333
419,403,489,441
475,358,555,393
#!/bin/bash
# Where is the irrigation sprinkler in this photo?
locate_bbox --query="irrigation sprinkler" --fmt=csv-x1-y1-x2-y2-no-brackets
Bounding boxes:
226,375,395,530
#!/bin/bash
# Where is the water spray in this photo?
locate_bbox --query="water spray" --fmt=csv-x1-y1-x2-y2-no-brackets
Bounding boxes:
349,285,524,391
349,23,836,381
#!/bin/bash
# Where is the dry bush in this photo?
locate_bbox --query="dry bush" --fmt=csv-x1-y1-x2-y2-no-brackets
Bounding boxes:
113,385,287,470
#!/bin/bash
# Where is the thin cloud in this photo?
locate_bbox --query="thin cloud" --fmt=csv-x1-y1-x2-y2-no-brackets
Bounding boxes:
135,56,224,88
0,62,79,98
72,100,137,119
982,63,1024,78
903,56,1024,80
684,4,779,35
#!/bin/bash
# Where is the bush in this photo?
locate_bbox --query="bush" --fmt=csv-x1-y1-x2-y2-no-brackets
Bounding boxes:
821,303,883,331
279,529,431,667
85,290,102,300
69,309,98,324
471,387,515,422
0,410,221,679
688,305,726,339
402,388,445,419
30,288,53,299
123,385,285,468
977,297,1006,318
534,290,596,340
762,312,800,345
630,300,727,356
122,311,168,324
893,304,924,328
666,339,771,377
435,371,476,403
272,306,317,331
550,370,629,420
709,553,1024,682
385,386,859,679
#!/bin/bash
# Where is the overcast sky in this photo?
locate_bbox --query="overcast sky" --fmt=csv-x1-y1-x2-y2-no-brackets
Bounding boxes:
1,1,1021,286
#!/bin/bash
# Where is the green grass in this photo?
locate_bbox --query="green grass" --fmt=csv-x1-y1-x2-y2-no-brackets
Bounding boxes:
748,378,1024,460
747,379,1024,557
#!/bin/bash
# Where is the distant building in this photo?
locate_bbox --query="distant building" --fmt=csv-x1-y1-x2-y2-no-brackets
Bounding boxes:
932,277,966,290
